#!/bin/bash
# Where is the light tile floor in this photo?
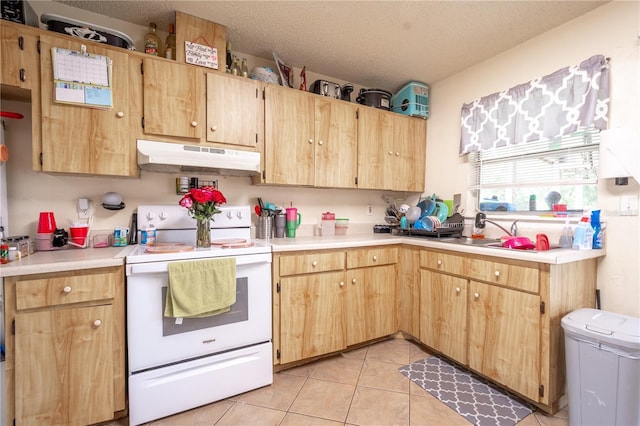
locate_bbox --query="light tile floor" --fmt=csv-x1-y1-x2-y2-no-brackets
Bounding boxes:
112,337,570,426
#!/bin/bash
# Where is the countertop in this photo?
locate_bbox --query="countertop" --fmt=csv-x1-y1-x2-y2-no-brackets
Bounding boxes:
269,234,605,264
0,233,605,277
0,246,133,277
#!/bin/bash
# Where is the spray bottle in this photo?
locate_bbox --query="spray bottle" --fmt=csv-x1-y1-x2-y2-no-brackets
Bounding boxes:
591,209,603,249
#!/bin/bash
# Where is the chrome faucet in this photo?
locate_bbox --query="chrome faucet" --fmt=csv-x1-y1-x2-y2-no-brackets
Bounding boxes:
475,213,518,237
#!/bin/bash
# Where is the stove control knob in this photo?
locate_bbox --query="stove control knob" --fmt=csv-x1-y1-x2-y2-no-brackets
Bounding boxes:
236,210,243,219
159,212,168,220
226,211,233,219
146,212,156,220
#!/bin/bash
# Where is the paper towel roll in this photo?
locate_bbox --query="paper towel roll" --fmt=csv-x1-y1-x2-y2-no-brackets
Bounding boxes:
599,128,639,183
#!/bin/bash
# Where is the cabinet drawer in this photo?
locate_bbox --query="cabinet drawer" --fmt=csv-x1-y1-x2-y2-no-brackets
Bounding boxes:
279,251,345,276
15,271,116,310
346,247,398,269
467,259,539,293
420,250,466,275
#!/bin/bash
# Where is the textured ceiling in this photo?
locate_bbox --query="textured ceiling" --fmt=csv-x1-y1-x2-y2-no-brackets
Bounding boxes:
56,0,608,93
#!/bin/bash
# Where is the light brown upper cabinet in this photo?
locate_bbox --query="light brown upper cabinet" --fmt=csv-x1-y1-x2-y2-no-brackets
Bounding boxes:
39,35,136,177
206,72,262,150
357,107,426,192
263,85,358,188
141,58,204,140
0,20,40,90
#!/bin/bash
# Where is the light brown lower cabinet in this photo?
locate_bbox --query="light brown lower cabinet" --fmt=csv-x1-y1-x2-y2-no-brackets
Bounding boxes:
274,246,398,366
4,266,126,425
419,248,597,414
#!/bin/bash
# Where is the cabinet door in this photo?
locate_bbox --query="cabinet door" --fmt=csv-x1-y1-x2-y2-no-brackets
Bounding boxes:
39,35,134,176
206,72,261,148
279,271,346,363
142,58,204,139
346,264,396,346
356,107,394,189
15,305,114,425
264,85,315,185
420,270,467,363
394,115,426,192
0,20,40,89
314,98,358,188
468,280,541,401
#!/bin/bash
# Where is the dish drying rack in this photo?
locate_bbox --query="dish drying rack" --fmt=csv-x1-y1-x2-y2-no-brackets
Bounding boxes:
392,212,465,238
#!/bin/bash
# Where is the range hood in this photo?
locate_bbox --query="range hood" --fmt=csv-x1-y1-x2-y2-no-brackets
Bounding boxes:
137,140,260,176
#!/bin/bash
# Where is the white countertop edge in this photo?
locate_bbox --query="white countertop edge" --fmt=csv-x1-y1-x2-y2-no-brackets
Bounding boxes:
0,246,133,278
269,234,605,264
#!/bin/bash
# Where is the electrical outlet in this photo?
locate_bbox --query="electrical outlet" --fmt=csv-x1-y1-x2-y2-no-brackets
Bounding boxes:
620,195,639,216
367,204,374,216
78,198,90,219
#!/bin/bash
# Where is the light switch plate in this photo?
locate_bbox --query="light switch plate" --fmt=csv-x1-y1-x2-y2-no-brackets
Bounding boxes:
620,195,638,216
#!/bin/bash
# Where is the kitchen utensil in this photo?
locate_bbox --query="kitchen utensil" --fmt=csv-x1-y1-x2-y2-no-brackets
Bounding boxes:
341,84,354,101
256,216,273,239
38,212,57,233
384,215,399,225
52,228,68,247
356,88,392,110
435,202,449,223
310,80,341,99
502,236,535,250
69,223,89,246
254,205,261,216
285,207,301,238
536,234,550,251
405,206,421,223
0,111,24,119
417,198,436,216
274,214,286,238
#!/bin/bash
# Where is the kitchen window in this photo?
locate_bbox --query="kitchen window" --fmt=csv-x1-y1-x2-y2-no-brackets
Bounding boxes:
469,128,599,214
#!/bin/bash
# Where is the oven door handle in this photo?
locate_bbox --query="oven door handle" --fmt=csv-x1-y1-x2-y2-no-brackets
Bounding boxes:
127,253,272,275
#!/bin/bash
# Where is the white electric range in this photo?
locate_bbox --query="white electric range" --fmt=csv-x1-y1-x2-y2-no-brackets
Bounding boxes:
126,204,272,425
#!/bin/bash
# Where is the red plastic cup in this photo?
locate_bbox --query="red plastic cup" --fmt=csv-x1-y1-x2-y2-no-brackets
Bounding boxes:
38,212,57,233
69,224,89,246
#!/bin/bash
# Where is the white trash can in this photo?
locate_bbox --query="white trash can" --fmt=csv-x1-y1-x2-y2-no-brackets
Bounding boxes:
561,308,640,426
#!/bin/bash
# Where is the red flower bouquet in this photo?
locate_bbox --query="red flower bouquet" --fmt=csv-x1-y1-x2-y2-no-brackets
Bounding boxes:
179,186,227,221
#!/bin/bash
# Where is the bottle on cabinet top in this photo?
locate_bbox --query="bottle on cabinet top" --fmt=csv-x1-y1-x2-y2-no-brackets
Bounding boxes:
144,22,162,56
164,23,176,60
225,41,232,73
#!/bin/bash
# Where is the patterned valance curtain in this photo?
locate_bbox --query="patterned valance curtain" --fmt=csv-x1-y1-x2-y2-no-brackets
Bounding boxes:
459,55,610,155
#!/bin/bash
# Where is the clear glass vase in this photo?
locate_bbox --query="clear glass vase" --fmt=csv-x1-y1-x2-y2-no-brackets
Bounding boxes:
196,217,211,248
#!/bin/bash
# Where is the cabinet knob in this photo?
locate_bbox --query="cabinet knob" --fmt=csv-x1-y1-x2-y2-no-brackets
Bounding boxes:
63,286,72,293
352,278,356,284
191,121,198,127
318,140,323,145
456,287,461,293
308,138,314,144
312,260,318,267
19,68,26,82
474,292,480,299
210,126,217,132
116,111,124,118
93,319,102,327
339,281,344,287
372,255,377,261
494,270,500,277
437,259,443,265
388,151,393,156
395,152,400,157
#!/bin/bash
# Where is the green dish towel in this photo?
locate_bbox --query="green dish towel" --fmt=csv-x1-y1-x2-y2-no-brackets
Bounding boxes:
164,258,237,318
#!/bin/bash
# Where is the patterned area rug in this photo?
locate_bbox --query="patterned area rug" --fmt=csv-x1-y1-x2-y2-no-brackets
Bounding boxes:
399,356,533,426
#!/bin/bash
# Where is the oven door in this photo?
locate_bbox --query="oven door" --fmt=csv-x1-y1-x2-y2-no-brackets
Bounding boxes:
126,253,271,372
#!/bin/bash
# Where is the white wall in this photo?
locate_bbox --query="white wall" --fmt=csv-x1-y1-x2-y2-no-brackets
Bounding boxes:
427,1,640,317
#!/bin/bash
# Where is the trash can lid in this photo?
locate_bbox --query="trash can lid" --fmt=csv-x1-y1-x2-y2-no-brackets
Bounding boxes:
561,308,640,351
